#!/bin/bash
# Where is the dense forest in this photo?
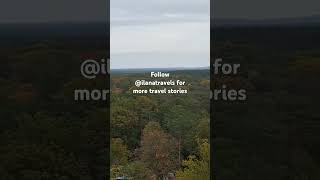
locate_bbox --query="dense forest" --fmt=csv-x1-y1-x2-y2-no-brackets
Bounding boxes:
0,24,110,179
2,23,320,180
212,26,320,180
110,70,210,179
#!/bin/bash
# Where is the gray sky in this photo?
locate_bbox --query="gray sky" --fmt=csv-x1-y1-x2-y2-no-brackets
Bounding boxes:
0,0,107,23
0,0,319,22
2,0,318,68
111,0,320,69
111,0,210,69
213,0,320,19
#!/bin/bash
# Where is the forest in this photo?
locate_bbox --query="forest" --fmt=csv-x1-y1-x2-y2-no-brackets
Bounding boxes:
110,70,210,179
0,23,110,179
212,26,320,180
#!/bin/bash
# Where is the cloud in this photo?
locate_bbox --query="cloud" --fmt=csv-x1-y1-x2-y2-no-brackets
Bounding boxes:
111,22,209,54
111,0,209,25
111,0,210,69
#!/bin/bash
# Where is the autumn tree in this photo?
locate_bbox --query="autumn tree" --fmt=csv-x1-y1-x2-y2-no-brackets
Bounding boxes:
140,121,178,179
175,140,210,180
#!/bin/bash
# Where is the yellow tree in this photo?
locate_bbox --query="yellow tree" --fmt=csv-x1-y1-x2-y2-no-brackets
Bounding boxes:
176,140,210,180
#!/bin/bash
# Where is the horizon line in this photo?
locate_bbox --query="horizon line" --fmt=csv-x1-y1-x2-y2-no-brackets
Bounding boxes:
111,66,210,70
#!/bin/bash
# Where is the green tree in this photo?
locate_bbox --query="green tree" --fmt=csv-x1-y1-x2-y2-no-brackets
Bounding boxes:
164,105,198,163
111,138,130,165
134,96,158,126
195,118,210,140
111,104,139,148
111,161,152,180
122,161,152,179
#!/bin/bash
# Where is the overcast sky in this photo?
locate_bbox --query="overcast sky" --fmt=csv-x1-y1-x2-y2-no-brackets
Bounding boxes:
213,0,320,19
1,0,319,69
111,0,210,69
0,0,319,22
0,0,107,23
